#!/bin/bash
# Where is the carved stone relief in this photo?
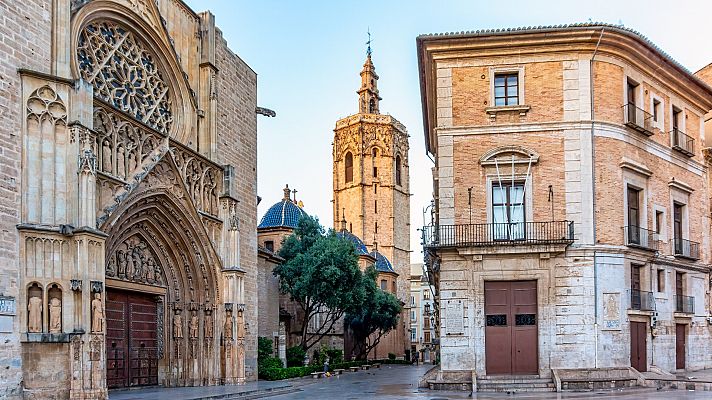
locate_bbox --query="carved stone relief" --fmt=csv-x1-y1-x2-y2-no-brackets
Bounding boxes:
107,236,164,285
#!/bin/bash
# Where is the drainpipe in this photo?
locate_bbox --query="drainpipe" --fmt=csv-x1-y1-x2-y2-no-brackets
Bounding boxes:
590,28,604,369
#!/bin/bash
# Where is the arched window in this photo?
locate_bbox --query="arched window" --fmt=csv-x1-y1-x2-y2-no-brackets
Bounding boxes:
395,155,402,186
345,152,353,183
369,98,376,114
372,148,378,178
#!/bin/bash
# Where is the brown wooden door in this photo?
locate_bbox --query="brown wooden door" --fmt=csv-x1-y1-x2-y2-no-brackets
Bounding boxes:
106,289,159,388
485,281,537,375
676,324,686,370
629,321,647,372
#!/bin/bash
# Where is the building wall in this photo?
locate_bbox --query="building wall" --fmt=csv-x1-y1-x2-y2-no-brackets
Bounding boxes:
213,27,259,380
420,26,712,378
0,0,53,397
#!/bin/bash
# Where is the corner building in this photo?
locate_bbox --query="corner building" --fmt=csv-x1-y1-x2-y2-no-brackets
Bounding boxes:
0,1,259,398
418,24,712,388
333,52,411,359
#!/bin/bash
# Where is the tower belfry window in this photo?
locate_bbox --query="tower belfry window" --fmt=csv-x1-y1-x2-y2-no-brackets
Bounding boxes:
345,152,353,183
395,155,402,186
369,98,376,114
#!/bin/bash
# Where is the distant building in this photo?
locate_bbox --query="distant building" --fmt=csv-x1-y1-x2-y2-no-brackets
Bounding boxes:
418,24,712,390
409,264,436,363
333,49,411,359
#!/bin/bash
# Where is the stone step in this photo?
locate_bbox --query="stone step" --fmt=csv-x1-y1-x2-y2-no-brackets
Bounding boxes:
477,377,556,393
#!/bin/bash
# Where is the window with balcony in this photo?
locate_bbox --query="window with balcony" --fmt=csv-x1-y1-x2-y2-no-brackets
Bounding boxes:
671,107,694,156
492,182,525,240
624,186,656,251
672,202,698,259
630,264,653,311
675,271,694,313
494,73,519,106
623,79,654,135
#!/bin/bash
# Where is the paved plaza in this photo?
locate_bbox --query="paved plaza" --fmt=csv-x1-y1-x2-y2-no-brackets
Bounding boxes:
269,365,712,400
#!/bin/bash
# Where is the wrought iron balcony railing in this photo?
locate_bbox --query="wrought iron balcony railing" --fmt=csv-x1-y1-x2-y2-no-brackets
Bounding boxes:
630,289,655,311
623,226,658,251
672,237,700,260
671,128,695,157
674,295,694,314
421,221,574,248
623,103,654,136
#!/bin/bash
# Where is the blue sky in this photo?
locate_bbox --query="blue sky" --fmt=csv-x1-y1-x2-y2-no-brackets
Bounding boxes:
184,0,712,263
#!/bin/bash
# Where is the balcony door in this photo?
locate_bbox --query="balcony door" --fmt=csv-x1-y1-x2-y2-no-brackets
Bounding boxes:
631,265,642,309
627,187,641,244
673,203,683,254
492,182,525,241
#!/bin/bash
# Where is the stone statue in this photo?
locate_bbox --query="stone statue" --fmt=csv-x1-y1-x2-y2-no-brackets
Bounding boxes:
132,246,143,281
153,261,161,285
106,255,116,277
117,250,127,278
101,138,111,172
189,311,199,339
27,295,42,333
116,144,125,179
224,313,233,340
204,313,213,338
236,310,245,340
49,297,62,333
173,310,183,339
91,293,104,333
145,258,155,284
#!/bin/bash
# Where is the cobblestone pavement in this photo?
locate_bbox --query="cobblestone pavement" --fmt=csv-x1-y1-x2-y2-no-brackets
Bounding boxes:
270,365,712,399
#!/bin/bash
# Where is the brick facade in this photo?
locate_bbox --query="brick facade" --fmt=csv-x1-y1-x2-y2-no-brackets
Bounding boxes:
418,24,712,386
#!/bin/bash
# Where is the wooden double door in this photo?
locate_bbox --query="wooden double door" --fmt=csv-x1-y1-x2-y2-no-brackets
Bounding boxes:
106,288,160,388
484,281,538,375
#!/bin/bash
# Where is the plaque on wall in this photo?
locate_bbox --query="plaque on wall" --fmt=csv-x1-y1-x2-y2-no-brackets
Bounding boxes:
445,299,464,335
602,292,621,330
0,296,16,333
0,296,16,315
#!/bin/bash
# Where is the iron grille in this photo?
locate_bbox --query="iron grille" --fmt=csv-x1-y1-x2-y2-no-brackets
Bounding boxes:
674,295,694,314
629,289,655,311
671,128,695,157
623,103,654,136
623,226,659,251
672,237,700,260
421,221,574,249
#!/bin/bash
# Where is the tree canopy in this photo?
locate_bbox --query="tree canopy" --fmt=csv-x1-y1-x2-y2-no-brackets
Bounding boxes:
345,266,402,360
274,216,364,351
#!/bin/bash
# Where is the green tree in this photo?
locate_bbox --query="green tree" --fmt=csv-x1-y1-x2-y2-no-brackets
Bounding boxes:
274,216,364,351
345,266,402,360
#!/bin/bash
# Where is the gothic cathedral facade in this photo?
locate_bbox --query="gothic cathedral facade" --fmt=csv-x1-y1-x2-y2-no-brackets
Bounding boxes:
0,1,258,398
332,51,411,359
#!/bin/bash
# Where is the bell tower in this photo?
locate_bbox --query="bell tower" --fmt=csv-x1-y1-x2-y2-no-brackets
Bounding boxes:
332,45,410,358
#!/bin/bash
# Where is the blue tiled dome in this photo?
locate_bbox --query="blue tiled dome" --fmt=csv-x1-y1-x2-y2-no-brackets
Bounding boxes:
369,250,395,273
258,186,307,229
337,230,370,256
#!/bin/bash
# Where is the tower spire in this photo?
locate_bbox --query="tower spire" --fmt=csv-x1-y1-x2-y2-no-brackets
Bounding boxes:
358,31,381,114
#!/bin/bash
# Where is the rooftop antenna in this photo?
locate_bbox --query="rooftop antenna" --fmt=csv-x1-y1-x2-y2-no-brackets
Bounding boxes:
366,28,373,56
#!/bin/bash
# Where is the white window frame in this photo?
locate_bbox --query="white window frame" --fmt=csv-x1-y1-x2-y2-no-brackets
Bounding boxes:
489,66,525,107
650,94,664,130
486,175,534,225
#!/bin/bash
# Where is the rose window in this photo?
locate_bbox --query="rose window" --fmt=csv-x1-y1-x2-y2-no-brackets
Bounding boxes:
77,21,173,134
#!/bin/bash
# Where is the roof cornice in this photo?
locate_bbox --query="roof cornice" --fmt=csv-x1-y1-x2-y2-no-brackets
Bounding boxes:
417,23,712,155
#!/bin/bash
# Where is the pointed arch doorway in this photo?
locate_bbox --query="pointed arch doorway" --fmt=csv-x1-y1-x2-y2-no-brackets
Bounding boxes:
101,158,223,388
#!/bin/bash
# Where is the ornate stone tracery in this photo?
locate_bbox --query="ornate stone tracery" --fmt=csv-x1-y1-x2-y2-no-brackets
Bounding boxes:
77,20,174,134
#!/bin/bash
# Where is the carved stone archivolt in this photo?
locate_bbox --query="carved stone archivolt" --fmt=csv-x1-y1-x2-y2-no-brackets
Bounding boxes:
77,20,174,134
106,235,164,285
